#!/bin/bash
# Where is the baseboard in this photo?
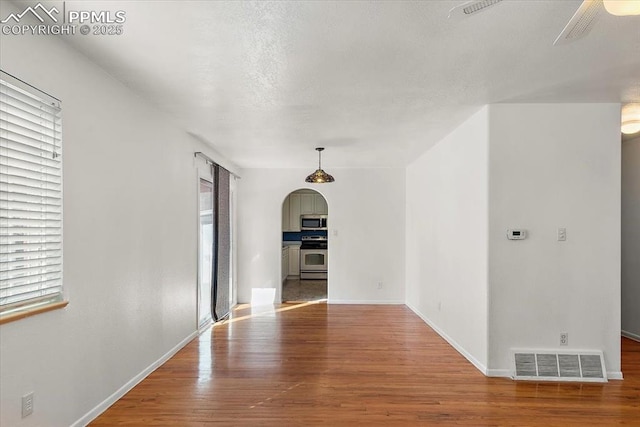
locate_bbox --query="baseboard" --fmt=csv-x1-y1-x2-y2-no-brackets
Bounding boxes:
622,330,640,342
608,371,624,380
406,303,488,376
328,299,405,305
485,369,623,380
71,330,199,427
485,369,511,378
406,304,628,381
198,318,213,333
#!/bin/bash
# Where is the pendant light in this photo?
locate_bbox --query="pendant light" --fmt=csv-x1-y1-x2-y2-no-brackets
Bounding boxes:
621,103,640,135
305,147,335,183
603,0,640,16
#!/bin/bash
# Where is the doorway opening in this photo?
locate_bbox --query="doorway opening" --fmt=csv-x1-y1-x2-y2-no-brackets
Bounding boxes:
281,189,328,302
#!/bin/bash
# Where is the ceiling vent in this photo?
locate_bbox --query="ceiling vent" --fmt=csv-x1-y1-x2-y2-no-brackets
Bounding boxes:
553,0,603,45
512,350,607,382
448,0,504,19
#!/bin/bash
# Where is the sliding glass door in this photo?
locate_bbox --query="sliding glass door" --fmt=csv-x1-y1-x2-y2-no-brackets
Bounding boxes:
197,163,233,327
198,177,214,328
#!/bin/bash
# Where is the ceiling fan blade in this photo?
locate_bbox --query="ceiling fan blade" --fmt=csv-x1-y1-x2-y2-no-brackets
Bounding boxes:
553,0,603,46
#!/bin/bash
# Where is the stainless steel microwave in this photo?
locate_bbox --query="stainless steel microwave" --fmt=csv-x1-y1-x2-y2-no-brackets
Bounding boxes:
301,215,327,230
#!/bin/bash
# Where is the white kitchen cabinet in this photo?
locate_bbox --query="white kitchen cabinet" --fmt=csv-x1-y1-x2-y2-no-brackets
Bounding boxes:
314,194,328,214
282,246,289,282
288,194,301,231
282,196,290,231
288,246,300,276
300,193,315,214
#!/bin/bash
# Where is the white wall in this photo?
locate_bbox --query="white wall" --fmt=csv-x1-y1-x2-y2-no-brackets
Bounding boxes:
488,104,621,376
405,107,489,372
622,135,640,341
237,168,405,304
405,104,622,378
0,20,234,427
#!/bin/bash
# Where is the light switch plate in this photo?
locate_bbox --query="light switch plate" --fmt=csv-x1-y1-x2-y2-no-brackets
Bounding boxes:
22,392,33,418
558,228,567,241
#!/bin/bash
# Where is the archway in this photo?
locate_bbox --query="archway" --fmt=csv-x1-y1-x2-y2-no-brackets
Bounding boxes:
280,188,328,302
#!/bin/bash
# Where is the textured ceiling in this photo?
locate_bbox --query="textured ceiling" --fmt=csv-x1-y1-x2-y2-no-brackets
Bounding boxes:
41,1,640,167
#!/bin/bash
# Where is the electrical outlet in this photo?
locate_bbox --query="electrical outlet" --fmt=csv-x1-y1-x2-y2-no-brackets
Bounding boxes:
377,282,383,289
560,332,568,346
22,392,34,418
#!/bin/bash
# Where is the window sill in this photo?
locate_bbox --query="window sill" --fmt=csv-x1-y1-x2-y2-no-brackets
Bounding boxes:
0,300,69,325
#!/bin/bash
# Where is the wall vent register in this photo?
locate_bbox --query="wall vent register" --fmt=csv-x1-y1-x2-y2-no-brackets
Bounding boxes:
512,350,607,382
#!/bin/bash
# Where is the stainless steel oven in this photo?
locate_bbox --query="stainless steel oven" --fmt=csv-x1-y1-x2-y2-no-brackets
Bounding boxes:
300,236,327,279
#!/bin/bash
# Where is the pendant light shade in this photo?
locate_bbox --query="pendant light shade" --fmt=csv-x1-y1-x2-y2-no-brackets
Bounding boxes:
305,147,335,183
603,0,640,16
621,103,640,135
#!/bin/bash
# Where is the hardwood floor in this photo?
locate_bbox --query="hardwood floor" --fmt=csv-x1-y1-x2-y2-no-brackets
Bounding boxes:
91,303,640,426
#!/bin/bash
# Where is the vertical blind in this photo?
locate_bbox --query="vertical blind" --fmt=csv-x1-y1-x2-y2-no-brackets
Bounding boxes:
0,72,63,313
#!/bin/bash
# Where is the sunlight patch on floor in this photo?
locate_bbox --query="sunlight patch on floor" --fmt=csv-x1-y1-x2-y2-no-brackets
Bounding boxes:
215,300,326,326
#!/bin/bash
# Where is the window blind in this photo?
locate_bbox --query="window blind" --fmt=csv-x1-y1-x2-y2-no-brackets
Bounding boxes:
0,71,63,314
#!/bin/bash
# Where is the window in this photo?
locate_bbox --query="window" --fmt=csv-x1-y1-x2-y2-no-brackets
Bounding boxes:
0,71,65,322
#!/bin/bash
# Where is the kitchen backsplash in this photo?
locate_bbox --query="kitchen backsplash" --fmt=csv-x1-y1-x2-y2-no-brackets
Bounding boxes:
283,231,328,241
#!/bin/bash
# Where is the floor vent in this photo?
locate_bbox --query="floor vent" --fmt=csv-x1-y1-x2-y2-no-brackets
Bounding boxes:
512,350,607,382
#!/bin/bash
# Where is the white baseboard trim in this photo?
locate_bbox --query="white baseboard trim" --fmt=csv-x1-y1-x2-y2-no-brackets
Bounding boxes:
622,330,640,342
405,304,628,381
198,319,213,333
72,330,199,427
486,369,623,380
485,369,511,378
328,299,405,305
406,303,489,376
608,371,624,380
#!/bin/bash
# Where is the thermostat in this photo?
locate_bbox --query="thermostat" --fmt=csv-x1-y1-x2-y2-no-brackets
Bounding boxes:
507,229,526,240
